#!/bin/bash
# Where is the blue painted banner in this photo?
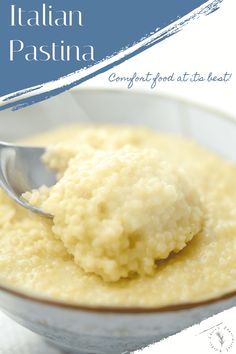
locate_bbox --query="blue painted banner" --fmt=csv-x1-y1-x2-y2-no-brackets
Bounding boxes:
0,0,223,110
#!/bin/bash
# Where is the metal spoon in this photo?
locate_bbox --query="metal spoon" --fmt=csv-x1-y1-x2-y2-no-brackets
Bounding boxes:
0,142,56,218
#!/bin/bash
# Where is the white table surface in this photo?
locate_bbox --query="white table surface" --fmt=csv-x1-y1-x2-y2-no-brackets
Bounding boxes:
0,311,62,354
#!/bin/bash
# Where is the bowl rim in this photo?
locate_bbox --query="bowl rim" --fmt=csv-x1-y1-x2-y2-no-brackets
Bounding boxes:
0,88,236,314
70,86,236,126
0,282,236,314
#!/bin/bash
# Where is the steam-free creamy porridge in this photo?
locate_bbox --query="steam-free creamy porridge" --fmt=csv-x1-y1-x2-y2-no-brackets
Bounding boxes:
0,125,236,307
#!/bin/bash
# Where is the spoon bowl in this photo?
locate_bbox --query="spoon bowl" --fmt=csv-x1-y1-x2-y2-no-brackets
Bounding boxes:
0,142,56,217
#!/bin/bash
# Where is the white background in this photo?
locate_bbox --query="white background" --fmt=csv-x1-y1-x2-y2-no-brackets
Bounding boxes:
1,0,236,353
82,0,236,118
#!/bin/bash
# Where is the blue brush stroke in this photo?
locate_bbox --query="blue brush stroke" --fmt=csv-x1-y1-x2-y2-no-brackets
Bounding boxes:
0,0,223,111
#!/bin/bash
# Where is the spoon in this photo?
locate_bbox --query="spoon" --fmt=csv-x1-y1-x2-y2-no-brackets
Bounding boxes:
0,141,56,218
